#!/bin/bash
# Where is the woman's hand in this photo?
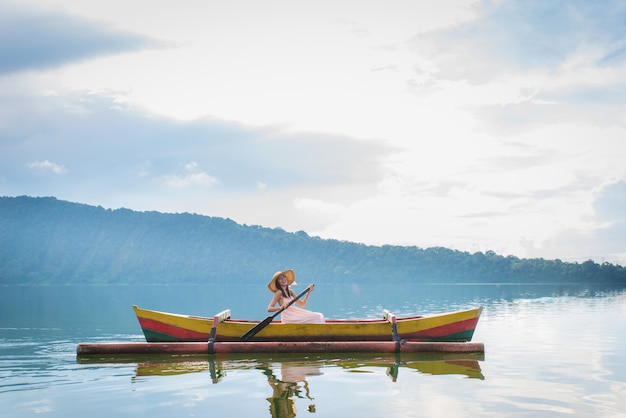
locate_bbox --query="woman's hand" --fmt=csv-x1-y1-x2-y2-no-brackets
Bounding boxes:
307,283,315,292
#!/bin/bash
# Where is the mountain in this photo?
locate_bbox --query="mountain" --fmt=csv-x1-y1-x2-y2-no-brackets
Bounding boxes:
1,196,625,285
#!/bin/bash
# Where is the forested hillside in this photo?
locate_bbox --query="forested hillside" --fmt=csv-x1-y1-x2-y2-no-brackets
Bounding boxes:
1,196,625,285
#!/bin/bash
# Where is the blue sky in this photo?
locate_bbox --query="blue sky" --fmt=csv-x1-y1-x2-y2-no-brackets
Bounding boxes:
1,0,625,264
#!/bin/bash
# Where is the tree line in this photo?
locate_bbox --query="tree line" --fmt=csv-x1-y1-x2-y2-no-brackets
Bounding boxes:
1,196,625,285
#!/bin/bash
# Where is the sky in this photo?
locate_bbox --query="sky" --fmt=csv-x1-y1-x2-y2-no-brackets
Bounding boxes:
1,0,626,265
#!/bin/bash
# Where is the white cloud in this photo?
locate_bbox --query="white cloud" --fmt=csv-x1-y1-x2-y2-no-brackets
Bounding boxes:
162,163,220,188
162,172,219,189
26,160,67,174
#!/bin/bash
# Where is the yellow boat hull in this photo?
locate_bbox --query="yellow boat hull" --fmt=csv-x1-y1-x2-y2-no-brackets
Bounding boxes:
133,305,482,343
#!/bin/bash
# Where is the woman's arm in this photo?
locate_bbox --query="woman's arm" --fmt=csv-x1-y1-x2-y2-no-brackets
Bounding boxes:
294,284,314,307
267,291,284,312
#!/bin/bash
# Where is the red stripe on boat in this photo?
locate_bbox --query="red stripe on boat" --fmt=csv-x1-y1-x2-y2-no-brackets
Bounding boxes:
138,317,208,341
402,317,479,340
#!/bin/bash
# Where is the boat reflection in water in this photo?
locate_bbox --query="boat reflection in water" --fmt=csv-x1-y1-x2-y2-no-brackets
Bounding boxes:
78,352,483,417
78,351,484,382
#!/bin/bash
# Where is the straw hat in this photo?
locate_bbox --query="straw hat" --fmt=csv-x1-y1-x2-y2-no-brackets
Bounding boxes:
268,269,296,292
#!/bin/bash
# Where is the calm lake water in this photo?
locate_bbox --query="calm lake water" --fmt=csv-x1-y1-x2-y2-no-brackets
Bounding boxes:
1,283,625,417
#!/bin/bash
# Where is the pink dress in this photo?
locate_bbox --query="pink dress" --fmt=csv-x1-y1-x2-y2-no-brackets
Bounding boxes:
281,296,324,324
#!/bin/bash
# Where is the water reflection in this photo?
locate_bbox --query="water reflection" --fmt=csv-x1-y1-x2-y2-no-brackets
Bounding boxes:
263,363,322,418
77,352,484,417
334,353,485,381
77,352,484,382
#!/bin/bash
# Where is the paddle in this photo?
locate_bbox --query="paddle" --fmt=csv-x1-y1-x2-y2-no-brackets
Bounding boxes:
241,286,312,341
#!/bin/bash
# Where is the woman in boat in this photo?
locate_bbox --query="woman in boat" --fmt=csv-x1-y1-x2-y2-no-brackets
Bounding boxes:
267,269,324,324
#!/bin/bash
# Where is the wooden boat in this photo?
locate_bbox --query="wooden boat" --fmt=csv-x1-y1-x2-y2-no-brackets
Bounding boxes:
133,305,482,343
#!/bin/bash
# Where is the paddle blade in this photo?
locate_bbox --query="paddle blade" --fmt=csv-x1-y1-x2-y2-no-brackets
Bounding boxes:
241,316,273,341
